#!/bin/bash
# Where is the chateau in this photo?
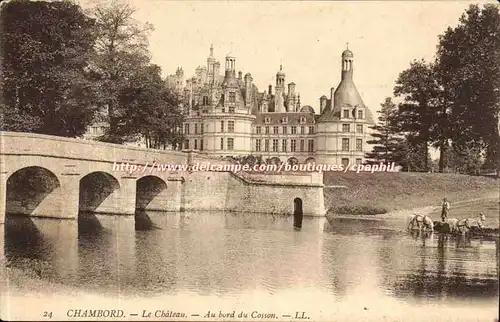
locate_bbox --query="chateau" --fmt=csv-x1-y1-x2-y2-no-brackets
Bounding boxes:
166,45,376,166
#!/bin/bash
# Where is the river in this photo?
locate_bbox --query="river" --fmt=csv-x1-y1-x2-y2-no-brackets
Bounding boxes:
0,212,498,321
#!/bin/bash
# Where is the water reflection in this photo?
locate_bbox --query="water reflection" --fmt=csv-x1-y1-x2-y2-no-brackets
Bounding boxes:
3,212,499,306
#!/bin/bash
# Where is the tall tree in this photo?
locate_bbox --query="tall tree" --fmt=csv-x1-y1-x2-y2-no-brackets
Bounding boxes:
366,97,403,163
393,60,441,172
393,138,432,172
436,4,500,174
114,64,185,148
87,1,154,143
0,0,99,136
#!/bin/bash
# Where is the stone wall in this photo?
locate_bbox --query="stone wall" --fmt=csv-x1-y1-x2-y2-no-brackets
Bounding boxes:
181,171,325,216
226,173,325,216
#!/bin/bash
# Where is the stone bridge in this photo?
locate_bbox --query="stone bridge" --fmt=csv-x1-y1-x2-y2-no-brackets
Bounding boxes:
0,132,326,227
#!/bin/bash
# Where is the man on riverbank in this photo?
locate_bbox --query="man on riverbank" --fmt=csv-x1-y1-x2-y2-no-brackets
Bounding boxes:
441,198,450,222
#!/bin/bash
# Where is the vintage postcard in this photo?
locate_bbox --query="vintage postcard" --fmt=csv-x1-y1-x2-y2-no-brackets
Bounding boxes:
0,0,499,321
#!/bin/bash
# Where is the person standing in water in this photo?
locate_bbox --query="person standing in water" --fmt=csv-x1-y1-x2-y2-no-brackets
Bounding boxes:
441,198,450,222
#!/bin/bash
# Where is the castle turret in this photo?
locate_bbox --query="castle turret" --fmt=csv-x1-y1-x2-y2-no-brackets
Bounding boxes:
224,55,236,79
222,55,238,88
334,46,364,114
275,65,285,91
320,95,327,114
274,65,286,113
244,73,253,108
341,48,354,81
288,82,296,97
318,46,366,122
213,61,220,83
287,82,296,112
207,44,216,83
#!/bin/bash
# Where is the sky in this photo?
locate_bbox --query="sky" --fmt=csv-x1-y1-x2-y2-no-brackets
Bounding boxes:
76,0,495,115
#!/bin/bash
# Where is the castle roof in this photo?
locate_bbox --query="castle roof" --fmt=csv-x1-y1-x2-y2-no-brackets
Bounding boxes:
342,49,353,58
300,105,315,114
254,112,315,125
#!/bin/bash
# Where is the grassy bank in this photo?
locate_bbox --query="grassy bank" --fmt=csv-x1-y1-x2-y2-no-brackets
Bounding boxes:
324,172,499,216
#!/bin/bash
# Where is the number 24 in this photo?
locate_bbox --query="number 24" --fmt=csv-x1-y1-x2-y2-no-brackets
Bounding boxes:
43,311,53,318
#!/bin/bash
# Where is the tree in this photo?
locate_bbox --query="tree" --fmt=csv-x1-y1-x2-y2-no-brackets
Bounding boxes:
366,97,403,164
444,145,483,174
86,0,154,143
113,64,185,148
393,137,432,172
0,0,99,136
436,4,500,174
393,60,442,172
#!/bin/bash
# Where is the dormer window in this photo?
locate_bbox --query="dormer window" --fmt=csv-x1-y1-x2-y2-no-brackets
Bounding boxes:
229,106,235,113
265,117,271,124
281,117,288,124
202,96,209,105
299,117,306,124
357,109,364,119
343,109,350,119
229,92,236,103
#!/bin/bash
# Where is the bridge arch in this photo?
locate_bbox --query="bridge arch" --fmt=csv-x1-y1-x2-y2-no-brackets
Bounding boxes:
135,175,168,211
79,171,120,213
5,166,61,216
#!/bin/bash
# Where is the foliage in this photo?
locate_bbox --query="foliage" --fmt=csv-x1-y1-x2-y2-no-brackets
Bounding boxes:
366,97,404,164
0,0,99,136
329,205,388,216
436,4,500,172
392,138,432,172
392,60,442,172
444,144,483,174
113,64,185,148
86,0,154,142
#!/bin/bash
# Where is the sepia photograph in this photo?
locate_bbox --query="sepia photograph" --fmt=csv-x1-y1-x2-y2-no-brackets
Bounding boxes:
0,0,499,321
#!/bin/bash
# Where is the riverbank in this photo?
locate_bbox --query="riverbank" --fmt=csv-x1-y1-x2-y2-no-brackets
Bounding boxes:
324,172,499,216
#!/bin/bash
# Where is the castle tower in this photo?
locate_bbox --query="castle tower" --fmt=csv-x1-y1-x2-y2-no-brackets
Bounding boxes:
274,65,286,113
319,95,327,114
224,55,236,79
213,61,220,84
287,82,296,112
244,73,253,109
334,45,363,113
341,46,354,81
276,65,286,91
207,44,216,83
315,45,376,165
318,45,365,122
202,54,255,157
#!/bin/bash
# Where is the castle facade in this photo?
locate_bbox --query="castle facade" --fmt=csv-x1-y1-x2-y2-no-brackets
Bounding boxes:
168,45,376,166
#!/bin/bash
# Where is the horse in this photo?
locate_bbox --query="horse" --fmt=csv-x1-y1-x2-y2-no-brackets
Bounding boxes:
407,214,434,232
455,213,486,234
444,218,459,233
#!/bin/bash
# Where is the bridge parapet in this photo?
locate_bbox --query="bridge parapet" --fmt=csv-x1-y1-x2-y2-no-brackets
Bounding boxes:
0,131,189,165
